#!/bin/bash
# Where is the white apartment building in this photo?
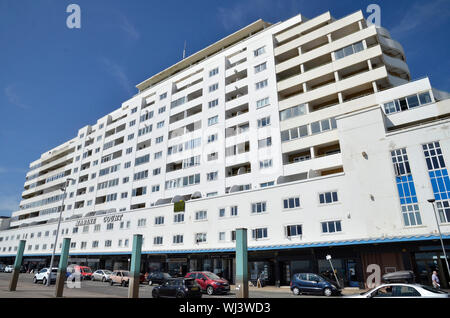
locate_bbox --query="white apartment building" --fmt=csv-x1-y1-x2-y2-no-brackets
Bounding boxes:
1,10,449,288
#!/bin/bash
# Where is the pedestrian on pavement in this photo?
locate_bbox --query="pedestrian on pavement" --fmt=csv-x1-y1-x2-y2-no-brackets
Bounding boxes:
432,270,440,289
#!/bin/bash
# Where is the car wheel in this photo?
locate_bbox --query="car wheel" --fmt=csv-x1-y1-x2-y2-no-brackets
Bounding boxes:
121,280,126,287
293,287,300,296
206,286,214,296
102,277,106,282
43,277,47,285
33,277,37,284
176,292,185,299
152,289,159,298
324,288,332,297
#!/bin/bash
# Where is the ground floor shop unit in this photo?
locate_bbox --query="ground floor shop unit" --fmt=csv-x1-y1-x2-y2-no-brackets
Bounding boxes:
1,237,448,289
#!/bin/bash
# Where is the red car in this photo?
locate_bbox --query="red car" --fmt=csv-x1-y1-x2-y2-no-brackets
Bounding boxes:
185,271,230,295
67,265,93,280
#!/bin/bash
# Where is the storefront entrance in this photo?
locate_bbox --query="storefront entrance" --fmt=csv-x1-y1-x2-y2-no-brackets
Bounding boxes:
415,252,450,288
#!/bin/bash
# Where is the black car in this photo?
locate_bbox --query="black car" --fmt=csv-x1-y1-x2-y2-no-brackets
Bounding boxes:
147,272,172,285
291,273,341,296
152,278,202,298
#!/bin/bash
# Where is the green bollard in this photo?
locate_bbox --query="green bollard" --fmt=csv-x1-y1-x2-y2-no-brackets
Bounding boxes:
128,234,143,298
55,238,71,297
235,228,249,298
9,240,26,291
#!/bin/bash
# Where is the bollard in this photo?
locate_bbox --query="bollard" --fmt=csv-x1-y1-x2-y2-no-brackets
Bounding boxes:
55,238,71,297
235,228,249,298
128,234,143,298
8,240,26,291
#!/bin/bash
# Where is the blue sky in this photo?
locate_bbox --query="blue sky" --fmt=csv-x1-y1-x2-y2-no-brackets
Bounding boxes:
0,0,449,217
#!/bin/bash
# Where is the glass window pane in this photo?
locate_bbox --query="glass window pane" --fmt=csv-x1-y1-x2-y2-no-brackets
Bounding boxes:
419,92,431,105
406,95,420,108
311,122,321,134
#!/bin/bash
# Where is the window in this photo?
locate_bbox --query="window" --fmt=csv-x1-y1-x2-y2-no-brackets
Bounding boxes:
153,168,161,176
154,151,162,159
255,79,268,90
436,201,450,224
138,218,147,227
209,68,219,77
384,91,433,114
286,225,302,238
152,185,160,192
208,116,218,126
171,96,186,109
280,104,307,121
124,162,131,169
126,147,133,154
129,120,136,127
138,125,152,137
260,181,274,188
173,235,184,244
207,133,218,143
231,206,238,216
131,107,137,114
155,216,164,225
106,223,114,231
195,210,207,220
174,213,185,223
334,41,364,60
156,136,164,144
259,159,272,169
140,111,154,122
252,228,268,239
134,170,148,181
160,92,167,100
207,152,218,161
132,187,147,197
283,197,301,209
251,202,267,214
135,154,150,166
319,191,339,204
105,240,112,247
321,221,342,233
219,208,226,218
254,46,265,57
219,232,226,241
257,116,271,128
157,121,164,128
154,236,163,245
256,97,270,109
206,171,218,181
258,137,272,148
158,106,166,114
209,83,219,92
208,99,219,108
195,233,207,243
254,62,267,73
94,224,101,232
121,192,128,199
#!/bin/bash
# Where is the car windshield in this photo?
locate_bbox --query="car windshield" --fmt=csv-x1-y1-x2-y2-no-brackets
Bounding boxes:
82,268,92,273
104,270,112,275
204,272,221,280
419,285,449,294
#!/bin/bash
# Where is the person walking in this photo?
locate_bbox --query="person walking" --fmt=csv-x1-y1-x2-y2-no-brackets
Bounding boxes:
432,270,441,289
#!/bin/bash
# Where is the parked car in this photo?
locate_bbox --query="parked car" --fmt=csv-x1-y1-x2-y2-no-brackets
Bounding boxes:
0,264,6,272
66,265,93,281
110,270,130,286
146,272,172,286
185,271,230,295
4,265,14,273
382,271,415,284
92,269,112,282
152,278,202,298
290,273,341,296
33,267,58,285
347,283,449,298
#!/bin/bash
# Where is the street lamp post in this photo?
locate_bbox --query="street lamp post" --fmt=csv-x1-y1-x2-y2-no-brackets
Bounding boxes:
46,178,74,286
427,199,450,281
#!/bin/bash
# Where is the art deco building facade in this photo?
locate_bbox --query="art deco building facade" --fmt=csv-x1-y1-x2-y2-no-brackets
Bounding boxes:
1,10,449,288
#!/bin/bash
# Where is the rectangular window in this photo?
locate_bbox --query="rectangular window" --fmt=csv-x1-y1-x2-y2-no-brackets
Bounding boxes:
155,216,164,225
195,233,207,243
256,97,270,109
258,137,272,149
255,79,268,90
206,171,218,181
319,191,339,204
254,46,265,57
209,68,219,77
231,206,238,216
254,62,267,73
173,235,184,244
154,236,163,245
209,83,219,92
174,213,185,223
208,99,219,108
257,116,271,128
251,202,267,214
252,228,268,239
283,197,301,209
208,116,218,126
195,210,207,220
321,221,342,233
286,225,302,238
259,159,273,169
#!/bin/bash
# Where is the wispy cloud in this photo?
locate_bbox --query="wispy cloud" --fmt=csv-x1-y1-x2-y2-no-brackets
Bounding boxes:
4,84,30,110
100,58,134,95
118,13,140,40
390,0,450,37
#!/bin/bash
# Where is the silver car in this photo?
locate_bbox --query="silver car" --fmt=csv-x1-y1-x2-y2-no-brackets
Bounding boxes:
347,283,449,298
92,269,112,282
